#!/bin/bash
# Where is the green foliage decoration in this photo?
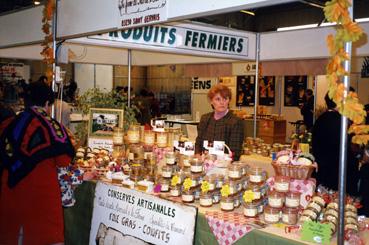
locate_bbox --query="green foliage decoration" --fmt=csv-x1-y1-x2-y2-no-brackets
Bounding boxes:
74,88,138,144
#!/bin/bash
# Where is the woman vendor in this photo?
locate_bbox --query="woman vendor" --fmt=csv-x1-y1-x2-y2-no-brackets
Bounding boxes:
195,84,245,160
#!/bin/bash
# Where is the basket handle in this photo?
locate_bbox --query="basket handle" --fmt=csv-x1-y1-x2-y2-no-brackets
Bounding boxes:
223,143,233,159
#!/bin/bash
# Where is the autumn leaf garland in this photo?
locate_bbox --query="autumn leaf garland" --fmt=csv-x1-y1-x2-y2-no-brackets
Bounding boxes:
324,0,369,145
40,0,56,84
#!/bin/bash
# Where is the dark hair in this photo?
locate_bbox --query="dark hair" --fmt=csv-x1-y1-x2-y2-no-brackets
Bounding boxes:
306,89,313,96
324,93,336,109
25,81,55,107
38,75,48,83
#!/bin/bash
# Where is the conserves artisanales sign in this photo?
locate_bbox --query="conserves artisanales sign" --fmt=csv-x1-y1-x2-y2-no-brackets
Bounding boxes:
89,182,197,245
86,22,250,59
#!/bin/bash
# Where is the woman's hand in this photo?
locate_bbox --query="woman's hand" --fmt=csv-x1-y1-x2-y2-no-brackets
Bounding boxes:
83,171,96,181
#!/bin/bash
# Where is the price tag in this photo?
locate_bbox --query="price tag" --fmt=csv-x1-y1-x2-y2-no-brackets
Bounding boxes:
301,221,331,244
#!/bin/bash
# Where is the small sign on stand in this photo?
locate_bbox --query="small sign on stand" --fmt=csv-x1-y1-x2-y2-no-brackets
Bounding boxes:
301,221,332,244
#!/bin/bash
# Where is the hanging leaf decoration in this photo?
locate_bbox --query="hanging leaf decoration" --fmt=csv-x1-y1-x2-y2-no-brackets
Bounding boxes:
40,0,55,84
324,0,369,145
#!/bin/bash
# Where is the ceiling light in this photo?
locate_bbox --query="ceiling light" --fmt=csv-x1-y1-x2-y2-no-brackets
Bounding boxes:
240,10,255,16
277,24,318,32
355,18,369,23
34,1,41,5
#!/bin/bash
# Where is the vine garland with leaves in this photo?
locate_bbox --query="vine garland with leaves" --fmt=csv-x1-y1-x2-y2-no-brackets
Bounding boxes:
40,0,55,84
324,0,369,145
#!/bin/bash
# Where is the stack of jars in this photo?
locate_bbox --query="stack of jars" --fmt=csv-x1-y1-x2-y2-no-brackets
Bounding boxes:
159,151,180,193
263,175,301,225
180,158,205,203
242,166,268,217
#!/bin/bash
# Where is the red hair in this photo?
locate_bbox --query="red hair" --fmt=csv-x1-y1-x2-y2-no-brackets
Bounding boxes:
207,84,232,100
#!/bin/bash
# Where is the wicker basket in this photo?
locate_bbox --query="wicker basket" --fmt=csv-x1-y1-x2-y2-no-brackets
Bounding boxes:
271,161,316,180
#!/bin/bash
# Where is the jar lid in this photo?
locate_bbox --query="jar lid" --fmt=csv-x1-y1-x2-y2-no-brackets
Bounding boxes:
264,205,281,214
286,191,301,198
282,207,298,214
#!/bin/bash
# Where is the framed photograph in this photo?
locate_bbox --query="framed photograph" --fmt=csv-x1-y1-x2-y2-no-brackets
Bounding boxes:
284,76,307,107
236,75,255,106
259,76,275,106
88,108,124,138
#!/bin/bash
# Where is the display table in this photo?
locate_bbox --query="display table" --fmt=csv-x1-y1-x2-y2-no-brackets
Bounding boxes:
65,181,367,245
240,154,274,177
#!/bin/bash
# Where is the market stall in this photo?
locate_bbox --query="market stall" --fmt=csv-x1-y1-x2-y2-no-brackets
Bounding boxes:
1,1,369,245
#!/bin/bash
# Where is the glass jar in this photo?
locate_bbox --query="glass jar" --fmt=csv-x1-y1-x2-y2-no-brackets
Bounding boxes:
127,124,141,144
156,132,168,148
113,127,124,145
112,145,125,164
268,191,284,208
232,193,241,208
170,185,181,197
145,164,157,177
190,158,203,173
248,167,266,184
212,190,221,204
143,130,156,146
160,178,170,192
215,174,225,189
264,206,281,224
228,164,242,179
274,176,290,192
179,155,192,168
243,201,258,218
200,192,213,207
224,180,237,195
282,207,298,225
285,192,301,208
220,196,234,211
203,175,216,191
165,152,176,165
130,163,143,182
161,165,173,178
189,173,200,187
182,189,194,203
129,144,145,160
247,183,263,201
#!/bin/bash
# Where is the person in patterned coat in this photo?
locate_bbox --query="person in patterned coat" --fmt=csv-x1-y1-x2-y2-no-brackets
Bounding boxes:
0,81,75,245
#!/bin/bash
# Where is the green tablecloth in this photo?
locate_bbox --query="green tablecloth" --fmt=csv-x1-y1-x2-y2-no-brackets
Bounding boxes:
64,181,305,245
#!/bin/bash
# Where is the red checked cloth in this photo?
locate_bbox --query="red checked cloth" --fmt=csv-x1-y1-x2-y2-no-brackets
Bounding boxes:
205,210,254,245
267,177,316,208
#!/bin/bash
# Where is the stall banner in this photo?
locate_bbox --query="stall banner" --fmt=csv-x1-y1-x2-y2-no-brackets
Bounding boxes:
118,0,167,28
88,137,113,152
191,77,218,94
89,182,197,245
86,22,251,59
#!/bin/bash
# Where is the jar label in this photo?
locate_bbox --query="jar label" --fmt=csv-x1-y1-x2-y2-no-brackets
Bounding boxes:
162,171,172,178
161,184,169,191
182,194,194,202
249,175,262,183
191,165,203,173
170,189,180,197
244,207,258,217
144,135,155,145
229,170,241,178
265,213,280,223
127,131,140,143
275,182,289,192
285,197,300,208
268,197,283,207
113,136,123,145
166,158,176,164
220,202,234,210
200,198,212,206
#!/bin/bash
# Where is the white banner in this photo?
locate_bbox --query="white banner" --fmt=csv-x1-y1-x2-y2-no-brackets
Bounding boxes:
191,77,218,94
0,63,26,80
118,0,168,28
89,182,197,245
86,22,251,60
88,137,114,152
